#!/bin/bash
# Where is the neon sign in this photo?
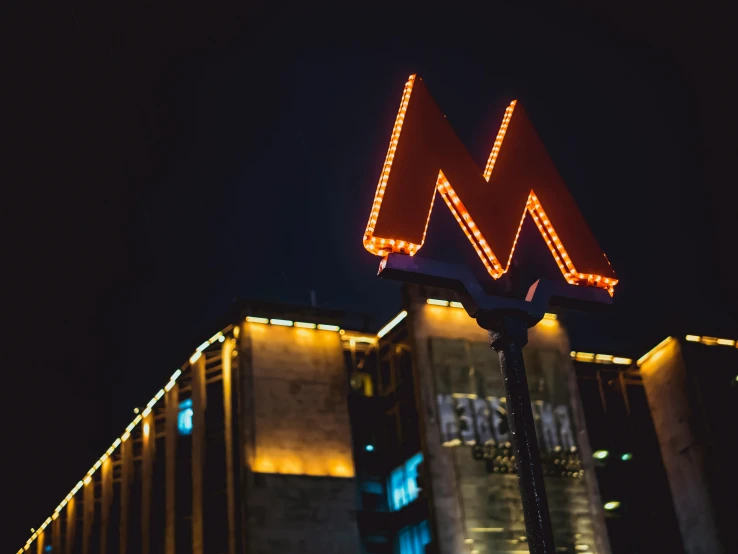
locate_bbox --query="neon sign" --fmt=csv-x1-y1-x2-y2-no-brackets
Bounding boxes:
363,75,617,294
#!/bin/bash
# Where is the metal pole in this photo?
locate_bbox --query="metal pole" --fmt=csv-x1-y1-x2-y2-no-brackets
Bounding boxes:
488,315,555,554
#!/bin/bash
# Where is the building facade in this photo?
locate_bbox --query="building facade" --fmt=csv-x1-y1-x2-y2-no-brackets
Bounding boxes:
17,294,738,554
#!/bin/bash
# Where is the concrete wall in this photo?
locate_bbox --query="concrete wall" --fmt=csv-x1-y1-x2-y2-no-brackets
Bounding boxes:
640,338,723,554
247,474,360,554
241,321,361,554
409,301,610,554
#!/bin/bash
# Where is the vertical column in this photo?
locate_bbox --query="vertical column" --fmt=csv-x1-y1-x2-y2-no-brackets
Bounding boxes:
120,434,133,554
52,513,62,554
222,338,237,554
191,354,207,554
65,496,77,554
100,456,112,554
566,357,612,554
165,384,179,554
35,530,45,554
82,476,94,554
406,307,466,554
142,410,155,554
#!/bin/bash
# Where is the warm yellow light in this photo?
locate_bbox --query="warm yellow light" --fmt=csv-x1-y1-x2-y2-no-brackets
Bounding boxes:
246,316,269,324
122,431,131,442
604,501,620,510
612,357,632,365
155,389,165,400
209,331,223,343
341,335,376,344
427,298,450,306
637,337,672,366
164,380,175,392
83,476,91,485
595,354,613,363
377,310,408,338
593,450,609,459
143,422,150,437
575,545,590,551
317,324,340,332
113,438,121,448
543,313,557,320
685,335,700,342
575,352,595,362
294,321,317,329
449,301,464,309
700,336,718,346
464,538,474,544
717,338,735,347
270,319,293,327
189,351,202,364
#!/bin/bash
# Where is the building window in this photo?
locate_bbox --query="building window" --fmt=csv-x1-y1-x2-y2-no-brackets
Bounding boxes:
178,398,193,435
396,521,430,554
388,452,423,511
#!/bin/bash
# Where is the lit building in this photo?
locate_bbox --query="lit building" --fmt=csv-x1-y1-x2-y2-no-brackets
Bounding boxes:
17,294,738,554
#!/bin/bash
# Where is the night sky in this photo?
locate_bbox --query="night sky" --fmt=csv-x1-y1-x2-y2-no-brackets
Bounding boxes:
4,2,737,545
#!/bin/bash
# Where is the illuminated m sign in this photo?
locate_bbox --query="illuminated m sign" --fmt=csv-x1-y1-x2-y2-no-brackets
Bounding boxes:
363,75,617,294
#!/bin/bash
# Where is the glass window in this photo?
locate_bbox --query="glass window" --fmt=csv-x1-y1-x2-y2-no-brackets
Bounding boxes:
388,452,423,511
178,398,193,435
396,520,430,554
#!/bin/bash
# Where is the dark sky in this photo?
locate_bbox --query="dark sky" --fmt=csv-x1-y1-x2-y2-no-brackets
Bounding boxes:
3,1,737,545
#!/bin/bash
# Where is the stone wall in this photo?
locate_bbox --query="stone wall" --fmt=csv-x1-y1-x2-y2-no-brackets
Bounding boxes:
240,321,361,554
247,474,360,554
409,302,609,554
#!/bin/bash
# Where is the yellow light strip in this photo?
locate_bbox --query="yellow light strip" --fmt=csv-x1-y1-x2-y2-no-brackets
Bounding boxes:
685,334,737,347
246,316,269,324
17,326,232,553
570,351,633,365
246,316,342,333
426,298,557,321
377,310,408,338
270,318,293,327
637,337,673,367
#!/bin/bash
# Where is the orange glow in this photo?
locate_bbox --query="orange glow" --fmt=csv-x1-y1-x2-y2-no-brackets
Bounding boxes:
362,75,617,295
252,454,355,478
570,351,632,365
249,324,356,480
364,75,421,256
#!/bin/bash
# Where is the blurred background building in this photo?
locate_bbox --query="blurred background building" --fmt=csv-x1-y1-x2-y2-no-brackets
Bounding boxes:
18,289,738,554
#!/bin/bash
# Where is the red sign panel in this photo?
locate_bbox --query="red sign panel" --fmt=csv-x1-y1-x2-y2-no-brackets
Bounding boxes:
363,75,617,294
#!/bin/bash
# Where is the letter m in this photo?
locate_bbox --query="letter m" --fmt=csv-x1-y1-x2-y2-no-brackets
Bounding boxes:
363,75,617,294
